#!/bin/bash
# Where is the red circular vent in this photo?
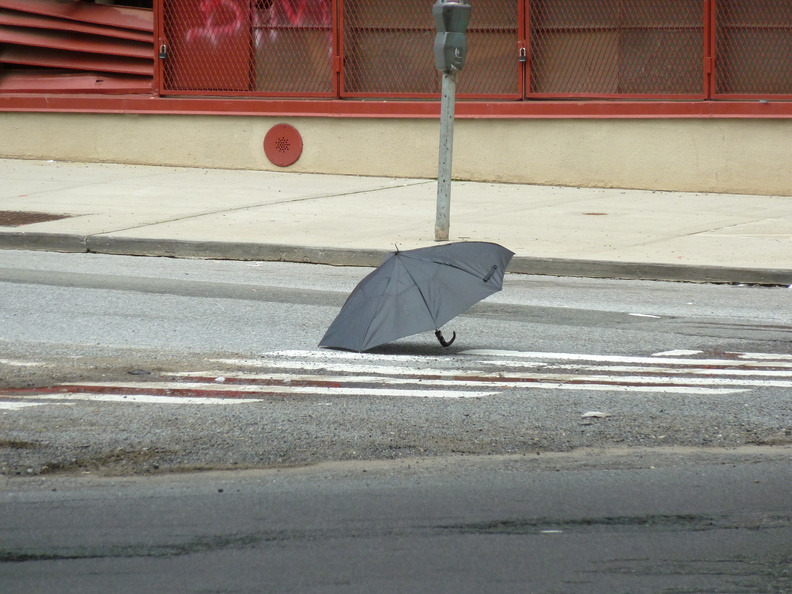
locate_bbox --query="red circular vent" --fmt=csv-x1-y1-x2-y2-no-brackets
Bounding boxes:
264,124,303,167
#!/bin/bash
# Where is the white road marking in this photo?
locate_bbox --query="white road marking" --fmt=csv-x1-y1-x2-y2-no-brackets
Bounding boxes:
4,348,788,411
0,359,47,367
652,350,703,357
461,349,792,368
168,371,766,390
211,359,506,376
734,352,792,361
10,393,262,405
0,401,64,410
545,364,792,377
53,381,498,399
262,350,448,363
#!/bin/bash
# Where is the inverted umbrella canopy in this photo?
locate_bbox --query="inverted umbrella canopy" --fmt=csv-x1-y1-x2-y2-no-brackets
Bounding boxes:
319,241,514,352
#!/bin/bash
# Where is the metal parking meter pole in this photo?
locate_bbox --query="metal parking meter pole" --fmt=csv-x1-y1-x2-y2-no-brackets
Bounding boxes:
435,69,457,242
433,0,471,242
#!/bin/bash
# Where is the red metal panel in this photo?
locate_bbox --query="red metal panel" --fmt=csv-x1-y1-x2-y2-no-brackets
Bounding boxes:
0,45,152,76
0,0,153,33
0,71,152,94
0,25,153,59
0,0,154,94
0,8,153,43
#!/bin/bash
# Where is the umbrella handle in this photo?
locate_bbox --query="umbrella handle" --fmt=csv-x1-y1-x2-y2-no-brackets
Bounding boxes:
435,329,456,348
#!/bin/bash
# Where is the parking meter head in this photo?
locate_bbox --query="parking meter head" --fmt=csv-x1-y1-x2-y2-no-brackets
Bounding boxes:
432,0,471,72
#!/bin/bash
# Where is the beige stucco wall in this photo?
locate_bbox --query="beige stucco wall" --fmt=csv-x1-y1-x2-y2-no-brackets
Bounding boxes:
1,111,790,196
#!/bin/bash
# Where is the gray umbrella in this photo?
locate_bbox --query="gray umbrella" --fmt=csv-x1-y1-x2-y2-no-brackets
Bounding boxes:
319,241,514,352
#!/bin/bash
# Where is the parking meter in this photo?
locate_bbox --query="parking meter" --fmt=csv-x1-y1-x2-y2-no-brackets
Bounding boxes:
433,0,471,72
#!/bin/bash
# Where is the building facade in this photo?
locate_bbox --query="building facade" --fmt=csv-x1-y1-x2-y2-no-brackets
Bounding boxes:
2,0,792,194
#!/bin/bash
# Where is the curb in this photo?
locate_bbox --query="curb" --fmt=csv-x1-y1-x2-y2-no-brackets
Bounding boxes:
1,232,791,286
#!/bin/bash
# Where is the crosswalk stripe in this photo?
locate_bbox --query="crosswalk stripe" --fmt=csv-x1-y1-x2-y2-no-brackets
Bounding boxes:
4,348,789,410
514,364,792,377
0,359,47,367
9,393,262,405
165,373,751,393
462,349,792,368
50,381,498,399
210,359,493,376
0,401,58,410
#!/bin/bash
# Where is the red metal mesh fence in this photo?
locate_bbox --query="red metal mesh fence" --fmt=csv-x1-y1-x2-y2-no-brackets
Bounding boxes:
463,0,519,96
159,0,792,100
341,0,517,97
161,0,335,94
162,0,253,92
341,0,437,95
529,0,704,97
715,0,792,96
252,0,335,94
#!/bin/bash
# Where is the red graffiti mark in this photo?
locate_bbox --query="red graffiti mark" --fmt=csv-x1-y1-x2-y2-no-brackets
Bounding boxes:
186,0,245,46
255,0,331,45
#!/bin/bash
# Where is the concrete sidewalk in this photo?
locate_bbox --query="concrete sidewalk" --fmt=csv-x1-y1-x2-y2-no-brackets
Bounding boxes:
0,158,791,285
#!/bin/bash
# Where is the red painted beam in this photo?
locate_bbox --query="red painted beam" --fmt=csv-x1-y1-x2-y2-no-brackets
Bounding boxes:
1,95,791,119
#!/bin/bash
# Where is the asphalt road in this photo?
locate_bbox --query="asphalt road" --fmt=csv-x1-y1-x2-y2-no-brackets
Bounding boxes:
1,250,791,593
1,250,790,474
1,449,790,594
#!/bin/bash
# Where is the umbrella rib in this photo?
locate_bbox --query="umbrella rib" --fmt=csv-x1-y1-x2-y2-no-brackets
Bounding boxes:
358,262,399,351
398,255,440,330
401,254,489,282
